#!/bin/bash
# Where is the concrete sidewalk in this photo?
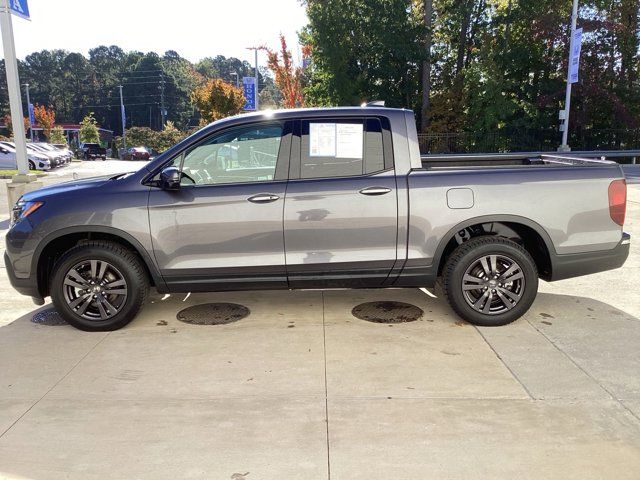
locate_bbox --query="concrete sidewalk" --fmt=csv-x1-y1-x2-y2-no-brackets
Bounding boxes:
0,162,639,479
1,287,639,480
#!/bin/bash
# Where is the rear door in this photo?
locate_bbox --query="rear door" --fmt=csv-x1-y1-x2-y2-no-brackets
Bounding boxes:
284,116,398,287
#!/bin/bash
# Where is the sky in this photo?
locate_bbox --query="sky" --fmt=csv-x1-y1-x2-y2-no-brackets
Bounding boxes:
6,0,309,65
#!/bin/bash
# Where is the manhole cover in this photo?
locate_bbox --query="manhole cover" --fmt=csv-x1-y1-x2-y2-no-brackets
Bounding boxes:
31,309,67,326
176,303,250,325
352,301,424,323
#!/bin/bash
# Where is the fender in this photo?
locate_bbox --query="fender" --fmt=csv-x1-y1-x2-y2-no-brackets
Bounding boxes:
32,225,167,292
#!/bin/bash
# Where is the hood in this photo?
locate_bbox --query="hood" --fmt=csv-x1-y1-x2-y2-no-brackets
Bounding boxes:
21,174,123,202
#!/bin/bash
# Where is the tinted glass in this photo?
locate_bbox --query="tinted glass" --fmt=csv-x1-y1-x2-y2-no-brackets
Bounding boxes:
176,124,283,186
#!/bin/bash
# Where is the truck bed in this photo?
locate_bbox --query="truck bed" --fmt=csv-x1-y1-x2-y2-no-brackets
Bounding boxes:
420,153,616,169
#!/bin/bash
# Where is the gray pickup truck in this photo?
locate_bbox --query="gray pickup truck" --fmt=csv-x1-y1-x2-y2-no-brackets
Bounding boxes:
5,106,630,331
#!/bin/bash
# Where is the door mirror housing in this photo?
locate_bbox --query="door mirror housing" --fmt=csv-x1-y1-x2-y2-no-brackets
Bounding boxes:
159,166,181,190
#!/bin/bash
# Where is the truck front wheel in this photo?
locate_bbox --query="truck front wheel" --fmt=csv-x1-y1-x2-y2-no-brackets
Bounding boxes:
50,241,149,331
442,236,538,326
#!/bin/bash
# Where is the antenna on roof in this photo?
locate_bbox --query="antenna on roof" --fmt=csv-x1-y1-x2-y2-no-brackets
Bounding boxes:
365,100,385,107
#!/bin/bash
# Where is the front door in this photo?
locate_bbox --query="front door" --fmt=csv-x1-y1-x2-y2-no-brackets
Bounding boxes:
284,117,399,287
148,121,292,291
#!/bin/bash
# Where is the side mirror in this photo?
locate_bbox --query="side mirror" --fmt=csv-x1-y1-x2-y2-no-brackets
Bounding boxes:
159,166,181,190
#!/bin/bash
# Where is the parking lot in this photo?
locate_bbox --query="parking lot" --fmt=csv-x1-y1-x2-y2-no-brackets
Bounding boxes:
0,161,639,479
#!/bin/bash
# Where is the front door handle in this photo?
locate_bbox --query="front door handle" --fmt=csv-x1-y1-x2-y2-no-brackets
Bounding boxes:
247,194,280,203
359,186,392,196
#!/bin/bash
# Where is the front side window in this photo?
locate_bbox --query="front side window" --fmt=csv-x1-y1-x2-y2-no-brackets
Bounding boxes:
173,123,283,186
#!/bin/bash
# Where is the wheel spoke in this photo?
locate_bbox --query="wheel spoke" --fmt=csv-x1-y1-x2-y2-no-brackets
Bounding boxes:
96,300,109,319
479,257,491,277
463,274,484,284
500,263,519,279
497,286,521,302
104,279,126,289
103,288,127,296
489,255,497,274
67,269,89,286
90,260,98,279
75,295,94,315
482,292,493,313
97,261,108,281
495,289,515,310
101,297,118,315
64,277,86,290
473,290,490,310
69,292,92,309
463,283,484,291
502,271,524,283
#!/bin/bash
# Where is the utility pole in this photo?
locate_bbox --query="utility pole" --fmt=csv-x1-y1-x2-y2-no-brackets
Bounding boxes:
246,47,260,111
118,85,126,152
559,0,579,152
0,0,29,177
159,73,166,128
23,82,33,141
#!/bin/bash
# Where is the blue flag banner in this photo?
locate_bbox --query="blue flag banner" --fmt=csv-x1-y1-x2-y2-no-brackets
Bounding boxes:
121,104,126,129
569,28,583,84
28,103,35,126
8,0,30,20
243,77,256,111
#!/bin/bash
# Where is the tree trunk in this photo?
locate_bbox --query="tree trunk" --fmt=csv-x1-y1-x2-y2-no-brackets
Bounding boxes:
421,0,434,132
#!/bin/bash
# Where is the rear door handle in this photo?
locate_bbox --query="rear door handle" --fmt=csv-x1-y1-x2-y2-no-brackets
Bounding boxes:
359,186,392,196
247,194,280,203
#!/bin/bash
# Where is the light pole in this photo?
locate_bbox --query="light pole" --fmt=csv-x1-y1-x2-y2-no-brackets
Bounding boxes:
118,85,126,152
230,71,239,88
23,82,33,141
0,0,29,177
559,0,580,152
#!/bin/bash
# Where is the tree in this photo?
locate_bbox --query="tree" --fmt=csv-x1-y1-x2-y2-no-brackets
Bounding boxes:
191,78,245,124
3,114,30,138
157,121,186,151
33,104,56,139
50,126,67,145
261,35,307,108
79,113,101,144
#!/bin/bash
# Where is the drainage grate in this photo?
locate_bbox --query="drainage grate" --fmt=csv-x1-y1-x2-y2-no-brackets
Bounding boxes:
352,301,424,324
176,303,250,325
31,309,67,326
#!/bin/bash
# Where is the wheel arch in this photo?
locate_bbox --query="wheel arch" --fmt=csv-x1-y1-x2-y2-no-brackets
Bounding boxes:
34,226,165,297
434,215,555,281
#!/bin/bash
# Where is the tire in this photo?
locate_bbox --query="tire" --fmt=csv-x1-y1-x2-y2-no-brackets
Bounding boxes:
442,236,538,327
28,160,35,170
50,240,149,331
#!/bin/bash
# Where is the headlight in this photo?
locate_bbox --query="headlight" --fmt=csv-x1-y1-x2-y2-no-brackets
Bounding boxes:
11,199,44,227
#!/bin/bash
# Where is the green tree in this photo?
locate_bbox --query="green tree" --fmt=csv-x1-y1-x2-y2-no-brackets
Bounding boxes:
50,126,67,145
79,113,101,144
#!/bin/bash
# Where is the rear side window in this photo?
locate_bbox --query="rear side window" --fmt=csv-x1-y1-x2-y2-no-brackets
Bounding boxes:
299,117,390,179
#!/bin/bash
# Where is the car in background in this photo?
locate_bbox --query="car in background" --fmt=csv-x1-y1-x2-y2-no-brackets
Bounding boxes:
0,142,51,171
36,143,72,164
124,146,151,160
29,143,68,166
52,144,74,160
78,143,107,160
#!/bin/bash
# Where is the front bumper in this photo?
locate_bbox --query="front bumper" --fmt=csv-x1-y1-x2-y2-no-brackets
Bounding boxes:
4,251,41,301
550,232,631,281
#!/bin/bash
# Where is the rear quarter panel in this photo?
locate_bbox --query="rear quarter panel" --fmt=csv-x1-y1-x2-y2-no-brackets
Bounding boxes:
406,165,625,265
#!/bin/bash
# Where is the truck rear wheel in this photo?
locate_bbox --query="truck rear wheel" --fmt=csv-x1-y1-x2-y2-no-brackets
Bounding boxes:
442,236,538,326
50,241,149,331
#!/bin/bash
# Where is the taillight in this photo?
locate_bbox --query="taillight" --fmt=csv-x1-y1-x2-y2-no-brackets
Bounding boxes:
608,179,627,226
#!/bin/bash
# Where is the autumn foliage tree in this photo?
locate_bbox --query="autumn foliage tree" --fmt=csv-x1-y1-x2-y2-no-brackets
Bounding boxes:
33,104,56,139
2,114,30,138
261,35,307,108
191,79,245,124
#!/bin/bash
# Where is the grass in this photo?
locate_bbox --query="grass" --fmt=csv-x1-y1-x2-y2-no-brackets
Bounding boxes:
0,169,47,177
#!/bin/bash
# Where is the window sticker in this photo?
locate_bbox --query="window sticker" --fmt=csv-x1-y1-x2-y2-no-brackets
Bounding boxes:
309,123,336,157
336,123,363,159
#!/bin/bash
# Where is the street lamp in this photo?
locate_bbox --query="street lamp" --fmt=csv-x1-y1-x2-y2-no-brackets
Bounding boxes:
230,71,239,88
